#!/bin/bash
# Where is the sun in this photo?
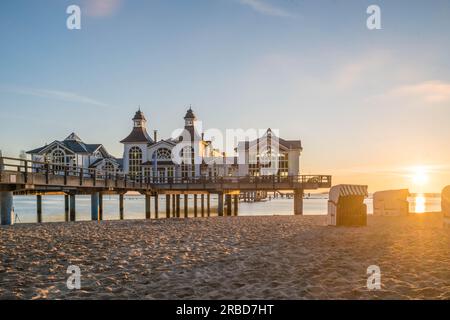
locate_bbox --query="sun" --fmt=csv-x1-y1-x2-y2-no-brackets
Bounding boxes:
411,166,429,186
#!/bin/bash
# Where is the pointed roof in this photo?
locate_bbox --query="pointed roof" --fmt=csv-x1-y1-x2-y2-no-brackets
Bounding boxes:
120,127,153,144
184,107,196,120
65,132,82,142
133,109,146,121
121,109,153,144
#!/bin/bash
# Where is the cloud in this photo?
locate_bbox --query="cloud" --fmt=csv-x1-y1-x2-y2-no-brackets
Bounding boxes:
388,81,450,104
82,0,123,18
0,85,110,107
236,0,294,17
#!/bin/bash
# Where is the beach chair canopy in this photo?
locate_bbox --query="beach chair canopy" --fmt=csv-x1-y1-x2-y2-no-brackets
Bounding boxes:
373,189,409,202
329,185,368,204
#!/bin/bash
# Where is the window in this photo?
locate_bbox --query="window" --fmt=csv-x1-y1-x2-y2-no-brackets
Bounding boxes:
129,146,143,177
51,149,66,172
156,148,171,160
103,161,115,175
278,153,289,177
181,146,194,163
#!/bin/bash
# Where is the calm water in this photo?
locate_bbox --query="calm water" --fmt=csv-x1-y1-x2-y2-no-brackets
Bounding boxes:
10,194,441,224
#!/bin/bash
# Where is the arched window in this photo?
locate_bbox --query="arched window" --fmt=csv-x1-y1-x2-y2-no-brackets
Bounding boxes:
51,149,66,171
103,161,115,174
129,146,143,177
156,148,171,160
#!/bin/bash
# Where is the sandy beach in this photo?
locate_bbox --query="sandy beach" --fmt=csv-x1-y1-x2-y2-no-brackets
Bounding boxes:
0,213,449,300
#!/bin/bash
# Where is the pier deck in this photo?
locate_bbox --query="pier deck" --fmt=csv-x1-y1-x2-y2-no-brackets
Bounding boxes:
0,157,332,224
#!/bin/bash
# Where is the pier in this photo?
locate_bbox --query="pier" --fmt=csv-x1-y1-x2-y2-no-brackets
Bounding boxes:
0,157,331,225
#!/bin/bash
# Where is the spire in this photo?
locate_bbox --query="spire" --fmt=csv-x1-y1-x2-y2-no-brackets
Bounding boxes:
184,106,196,121
65,133,82,142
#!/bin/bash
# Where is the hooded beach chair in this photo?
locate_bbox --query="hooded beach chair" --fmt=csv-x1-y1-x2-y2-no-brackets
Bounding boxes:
373,189,410,216
328,185,368,226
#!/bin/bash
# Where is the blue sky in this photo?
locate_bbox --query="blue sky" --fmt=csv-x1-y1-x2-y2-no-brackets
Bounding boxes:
1,0,450,191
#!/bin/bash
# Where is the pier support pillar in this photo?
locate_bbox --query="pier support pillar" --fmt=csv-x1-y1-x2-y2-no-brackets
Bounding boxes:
233,194,239,216
172,195,176,217
207,194,211,217
176,195,180,218
69,194,76,222
294,189,304,215
226,194,232,216
119,194,124,220
166,195,170,218
154,193,159,219
217,193,224,217
91,193,99,221
194,194,198,217
99,194,103,221
145,194,151,219
64,195,69,222
201,194,205,217
37,195,43,223
184,194,188,218
0,191,13,226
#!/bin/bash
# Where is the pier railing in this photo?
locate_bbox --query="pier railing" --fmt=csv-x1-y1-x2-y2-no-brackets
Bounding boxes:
0,156,332,191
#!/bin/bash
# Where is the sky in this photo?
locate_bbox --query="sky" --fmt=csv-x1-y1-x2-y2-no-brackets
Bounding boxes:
1,0,450,192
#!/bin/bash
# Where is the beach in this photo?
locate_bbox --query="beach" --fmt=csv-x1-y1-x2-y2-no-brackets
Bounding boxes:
0,213,449,300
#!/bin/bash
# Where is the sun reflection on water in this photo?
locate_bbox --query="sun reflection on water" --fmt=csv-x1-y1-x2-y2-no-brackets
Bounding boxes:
414,194,426,213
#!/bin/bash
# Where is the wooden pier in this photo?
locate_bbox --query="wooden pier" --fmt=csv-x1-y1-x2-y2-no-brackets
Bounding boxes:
0,157,332,225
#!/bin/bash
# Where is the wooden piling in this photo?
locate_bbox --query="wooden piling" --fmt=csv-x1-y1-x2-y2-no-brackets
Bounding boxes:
194,194,198,217
119,194,124,220
69,194,76,222
166,194,170,218
154,193,159,219
176,195,180,218
37,195,43,223
226,194,232,216
217,193,224,217
207,193,211,217
91,193,99,221
294,188,304,215
99,193,103,221
233,194,239,216
201,194,205,217
145,194,151,219
184,194,188,218
64,194,69,222
172,194,176,217
0,191,13,226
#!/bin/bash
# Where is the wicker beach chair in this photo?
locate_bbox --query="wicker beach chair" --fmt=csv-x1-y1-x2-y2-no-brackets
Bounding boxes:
373,189,409,216
328,185,368,227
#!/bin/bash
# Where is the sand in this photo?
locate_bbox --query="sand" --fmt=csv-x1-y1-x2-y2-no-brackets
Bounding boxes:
0,213,449,300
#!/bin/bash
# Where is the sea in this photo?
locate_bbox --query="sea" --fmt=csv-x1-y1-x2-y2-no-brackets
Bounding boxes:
10,193,442,224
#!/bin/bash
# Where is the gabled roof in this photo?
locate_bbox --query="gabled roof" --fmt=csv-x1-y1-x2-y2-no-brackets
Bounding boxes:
27,133,114,157
120,127,153,144
239,129,302,151
89,157,122,168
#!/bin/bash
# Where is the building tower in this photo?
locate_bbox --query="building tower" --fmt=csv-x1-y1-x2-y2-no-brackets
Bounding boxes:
120,109,153,176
